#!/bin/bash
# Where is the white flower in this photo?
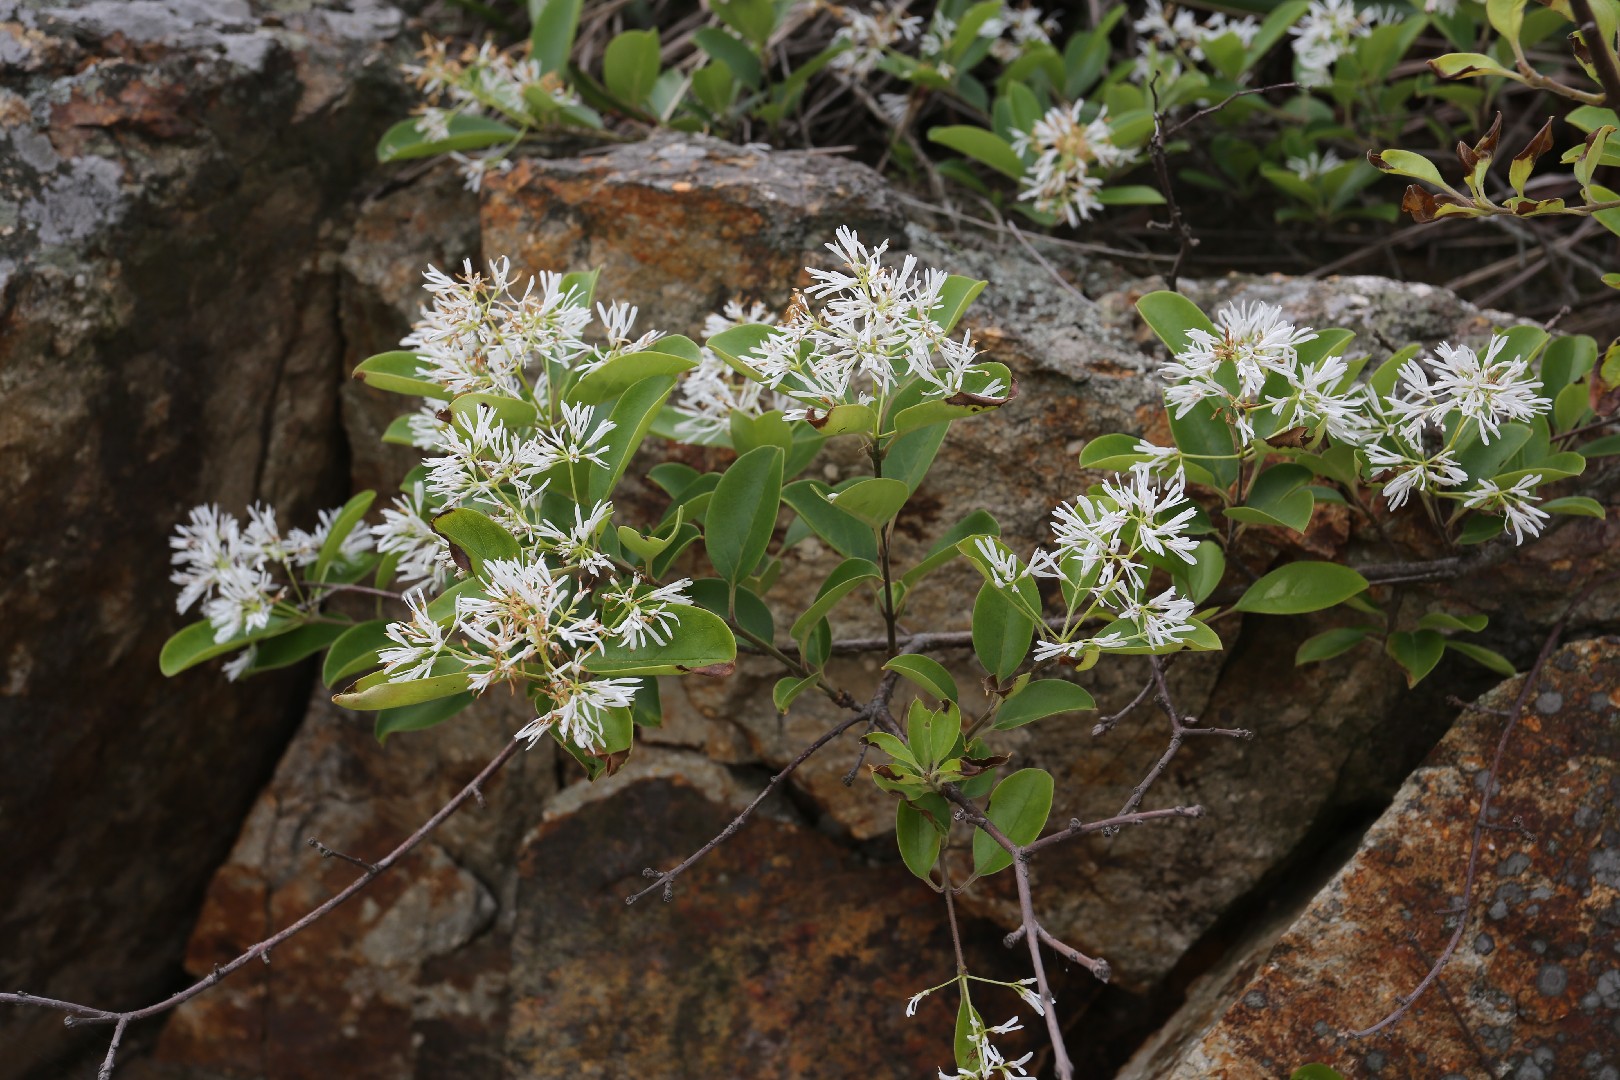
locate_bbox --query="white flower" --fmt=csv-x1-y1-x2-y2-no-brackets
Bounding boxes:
407,399,452,450
830,4,922,76
516,662,642,750
378,588,448,680
745,228,987,415
1290,0,1379,86
375,484,453,591
974,537,1026,589
1122,587,1198,648
1462,474,1550,544
1364,445,1468,509
171,504,243,614
1012,979,1046,1017
937,1014,1035,1079
535,499,616,577
602,577,693,649
222,646,257,683
1287,149,1344,181
450,150,512,193
1013,100,1135,226
203,563,280,644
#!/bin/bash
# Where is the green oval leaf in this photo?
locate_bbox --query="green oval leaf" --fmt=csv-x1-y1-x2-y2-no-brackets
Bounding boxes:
789,558,880,644
827,476,909,529
322,619,394,687
434,508,520,576
604,28,662,107
335,670,474,711
375,693,474,744
1233,562,1369,615
782,480,880,561
885,654,959,703
705,445,784,585
314,490,376,582
584,604,738,677
353,351,443,398
927,125,1025,179
972,768,1054,877
994,679,1096,729
972,581,1034,682
1294,627,1372,665
1386,629,1446,687
160,617,298,677
896,800,943,881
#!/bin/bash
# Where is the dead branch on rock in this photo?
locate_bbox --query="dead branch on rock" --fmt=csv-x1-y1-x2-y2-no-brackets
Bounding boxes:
0,739,521,1078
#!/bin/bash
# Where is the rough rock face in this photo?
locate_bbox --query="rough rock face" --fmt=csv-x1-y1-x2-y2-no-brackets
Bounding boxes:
1119,636,1620,1079
146,134,1619,1077
0,1,406,1074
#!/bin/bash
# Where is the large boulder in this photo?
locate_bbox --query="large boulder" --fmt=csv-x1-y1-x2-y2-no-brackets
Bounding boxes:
146,135,1620,1075
1120,635,1620,1078
0,1,406,1074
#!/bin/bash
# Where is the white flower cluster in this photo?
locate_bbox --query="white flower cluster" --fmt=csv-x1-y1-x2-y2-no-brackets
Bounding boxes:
404,39,583,191
977,464,1201,658
1287,148,1344,181
171,503,375,654
1155,301,1555,543
1289,0,1383,87
830,3,923,77
938,1015,1034,1079
1362,336,1550,538
1132,0,1259,79
1160,300,1367,445
1011,100,1136,227
836,2,1055,83
673,300,795,439
748,228,997,418
403,257,658,402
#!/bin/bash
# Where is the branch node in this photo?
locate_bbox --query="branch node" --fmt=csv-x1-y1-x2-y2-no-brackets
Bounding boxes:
306,836,380,874
1003,927,1027,949
471,782,486,809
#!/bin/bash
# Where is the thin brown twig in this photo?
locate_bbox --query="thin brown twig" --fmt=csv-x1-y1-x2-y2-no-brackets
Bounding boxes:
2,739,522,1075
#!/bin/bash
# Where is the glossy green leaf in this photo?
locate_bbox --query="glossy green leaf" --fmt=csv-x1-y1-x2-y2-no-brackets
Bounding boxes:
972,768,1054,876
604,28,661,107
885,654,959,703
1136,290,1218,354
322,619,394,687
313,490,376,582
807,402,878,437
375,693,474,743
1095,184,1166,206
1294,627,1372,664
705,445,783,585
790,558,880,643
376,115,519,163
972,581,1034,681
928,125,1025,179
434,508,520,576
240,621,350,675
530,0,583,74
352,351,442,398
587,375,677,502
585,604,737,676
827,477,909,529
160,617,297,677
1446,640,1516,676
931,275,988,335
1387,629,1446,687
1539,496,1606,518
703,323,774,378
1168,399,1239,490
1174,540,1225,604
689,578,774,648
1417,611,1488,633
568,349,698,404
1233,562,1369,615
782,480,880,561
335,670,474,711
896,799,943,881
994,679,1096,729
773,674,820,713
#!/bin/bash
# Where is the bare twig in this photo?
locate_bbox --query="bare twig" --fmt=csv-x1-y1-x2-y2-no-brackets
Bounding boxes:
1014,856,1076,1080
2,739,522,1076
1091,676,1157,737
306,836,379,874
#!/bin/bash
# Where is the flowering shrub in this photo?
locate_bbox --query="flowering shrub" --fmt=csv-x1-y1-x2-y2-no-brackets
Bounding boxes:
154,225,1612,1075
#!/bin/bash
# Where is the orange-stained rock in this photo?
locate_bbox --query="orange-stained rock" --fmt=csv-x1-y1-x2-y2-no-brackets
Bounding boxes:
1120,635,1620,1079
